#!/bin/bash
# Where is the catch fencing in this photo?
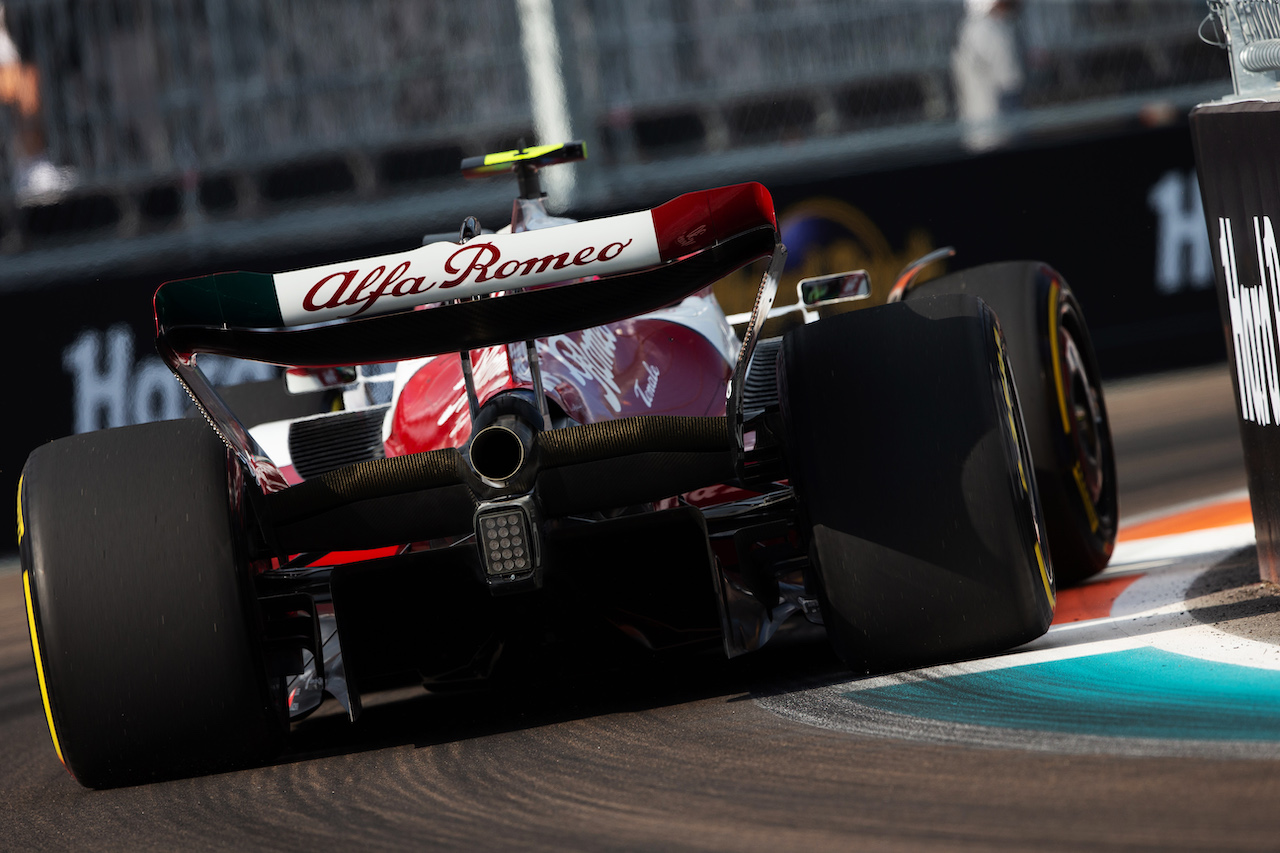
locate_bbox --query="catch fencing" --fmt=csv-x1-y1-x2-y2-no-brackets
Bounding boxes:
0,0,1231,278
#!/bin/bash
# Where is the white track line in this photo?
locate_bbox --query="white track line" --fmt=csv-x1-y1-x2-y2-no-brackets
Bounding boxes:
1110,522,1255,567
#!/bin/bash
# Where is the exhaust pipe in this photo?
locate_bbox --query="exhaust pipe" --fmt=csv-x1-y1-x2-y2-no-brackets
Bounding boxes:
465,390,545,491
469,414,535,484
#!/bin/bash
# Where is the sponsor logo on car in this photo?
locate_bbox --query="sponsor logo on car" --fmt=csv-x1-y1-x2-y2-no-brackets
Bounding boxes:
548,327,623,413
273,212,661,325
634,361,661,407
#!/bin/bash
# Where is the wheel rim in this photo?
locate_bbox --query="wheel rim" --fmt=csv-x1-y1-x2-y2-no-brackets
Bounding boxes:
1046,271,1116,549
1060,323,1106,504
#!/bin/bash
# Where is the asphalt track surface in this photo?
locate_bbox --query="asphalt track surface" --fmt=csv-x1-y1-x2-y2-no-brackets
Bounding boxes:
3,363,1277,851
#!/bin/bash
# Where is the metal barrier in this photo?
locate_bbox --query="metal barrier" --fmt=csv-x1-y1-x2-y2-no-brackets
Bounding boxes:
1204,0,1280,93
1194,1,1280,580
7,0,531,182
0,0,1231,280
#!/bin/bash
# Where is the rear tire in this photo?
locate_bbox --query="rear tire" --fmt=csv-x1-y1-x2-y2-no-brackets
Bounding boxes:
779,295,1055,673
906,262,1116,584
19,420,283,788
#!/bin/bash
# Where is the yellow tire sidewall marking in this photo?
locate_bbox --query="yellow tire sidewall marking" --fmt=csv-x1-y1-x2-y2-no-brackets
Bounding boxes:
1048,280,1071,434
23,570,66,769
1048,278,1104,534
1072,461,1101,533
994,327,1029,494
996,326,1054,609
1035,541,1055,608
16,473,23,545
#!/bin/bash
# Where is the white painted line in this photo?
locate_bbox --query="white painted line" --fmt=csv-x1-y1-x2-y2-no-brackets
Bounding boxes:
839,557,1279,694
759,490,1280,757
1110,522,1255,566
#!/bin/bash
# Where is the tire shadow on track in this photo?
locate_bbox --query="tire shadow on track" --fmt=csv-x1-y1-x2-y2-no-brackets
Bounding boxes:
278,637,848,767
755,543,1280,759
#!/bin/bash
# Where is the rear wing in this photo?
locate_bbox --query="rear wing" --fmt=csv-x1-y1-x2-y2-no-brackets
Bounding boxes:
155,182,783,491
156,182,776,365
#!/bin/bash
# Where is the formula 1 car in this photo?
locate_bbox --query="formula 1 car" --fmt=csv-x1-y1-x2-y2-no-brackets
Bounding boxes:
18,142,1116,788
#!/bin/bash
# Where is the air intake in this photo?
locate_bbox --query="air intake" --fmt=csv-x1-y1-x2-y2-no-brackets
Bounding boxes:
288,405,389,480
741,337,783,416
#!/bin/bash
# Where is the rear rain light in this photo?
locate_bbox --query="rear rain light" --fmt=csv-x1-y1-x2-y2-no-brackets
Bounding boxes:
474,499,542,593
480,510,532,576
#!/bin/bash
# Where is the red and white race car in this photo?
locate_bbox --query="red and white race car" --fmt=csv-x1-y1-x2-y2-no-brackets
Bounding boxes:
18,143,1116,787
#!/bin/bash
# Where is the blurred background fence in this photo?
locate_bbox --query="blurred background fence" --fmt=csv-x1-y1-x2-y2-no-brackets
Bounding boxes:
0,0,1229,284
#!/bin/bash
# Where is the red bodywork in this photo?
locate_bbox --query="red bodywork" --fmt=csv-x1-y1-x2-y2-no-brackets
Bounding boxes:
375,182,775,457
242,183,780,568
386,315,732,457
277,303,746,571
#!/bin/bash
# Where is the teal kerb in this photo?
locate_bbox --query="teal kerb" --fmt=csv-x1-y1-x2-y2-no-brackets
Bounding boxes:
844,647,1280,742
155,271,284,333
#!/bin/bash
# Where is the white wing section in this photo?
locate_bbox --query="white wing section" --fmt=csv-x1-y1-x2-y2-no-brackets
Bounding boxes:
273,211,660,325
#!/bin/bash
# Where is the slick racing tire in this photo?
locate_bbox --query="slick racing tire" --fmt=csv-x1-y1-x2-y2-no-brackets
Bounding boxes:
779,294,1055,673
906,262,1116,584
18,420,284,788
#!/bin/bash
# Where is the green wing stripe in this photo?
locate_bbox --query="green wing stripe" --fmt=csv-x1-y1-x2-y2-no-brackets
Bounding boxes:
461,141,586,177
155,271,284,332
